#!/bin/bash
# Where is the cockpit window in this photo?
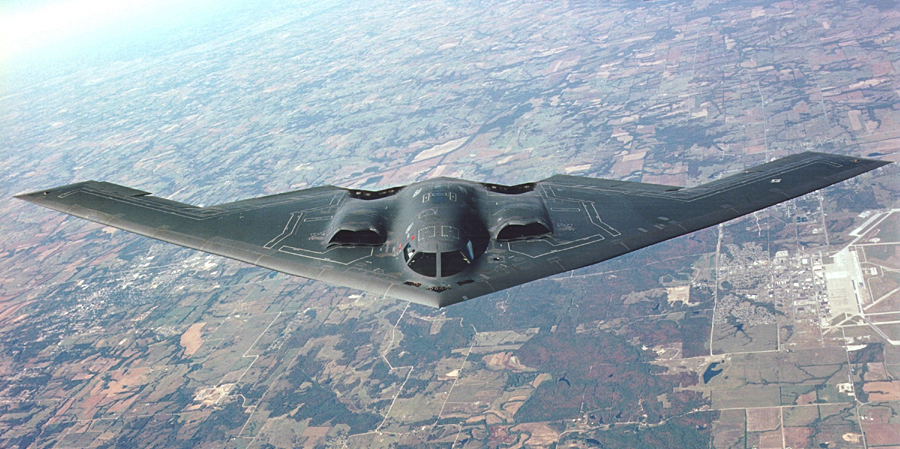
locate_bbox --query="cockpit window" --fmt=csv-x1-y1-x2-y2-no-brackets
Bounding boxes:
407,251,437,277
441,251,471,277
403,243,414,262
404,241,475,278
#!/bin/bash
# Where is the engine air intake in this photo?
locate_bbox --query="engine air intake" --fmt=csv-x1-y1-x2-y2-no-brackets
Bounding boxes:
328,229,385,246
497,222,551,241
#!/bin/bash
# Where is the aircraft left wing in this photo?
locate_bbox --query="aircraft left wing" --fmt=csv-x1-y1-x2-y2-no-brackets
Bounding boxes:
14,181,443,306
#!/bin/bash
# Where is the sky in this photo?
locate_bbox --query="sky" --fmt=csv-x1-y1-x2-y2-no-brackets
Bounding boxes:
0,0,260,92
2,0,174,61
0,0,232,58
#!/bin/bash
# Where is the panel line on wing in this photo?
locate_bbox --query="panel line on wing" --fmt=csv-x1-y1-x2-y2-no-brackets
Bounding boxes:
264,212,304,249
277,245,374,265
68,185,346,221
81,188,224,219
506,234,611,259
584,202,622,237
544,155,857,203
660,158,848,202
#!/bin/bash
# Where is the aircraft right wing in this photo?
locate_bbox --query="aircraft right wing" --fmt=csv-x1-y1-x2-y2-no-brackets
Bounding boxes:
461,152,889,302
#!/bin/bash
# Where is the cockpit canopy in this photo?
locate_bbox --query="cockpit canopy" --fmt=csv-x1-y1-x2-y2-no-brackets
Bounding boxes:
393,179,491,279
403,240,475,278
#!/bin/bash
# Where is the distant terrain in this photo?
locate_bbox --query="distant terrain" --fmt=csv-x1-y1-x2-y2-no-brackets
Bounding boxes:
1,0,898,447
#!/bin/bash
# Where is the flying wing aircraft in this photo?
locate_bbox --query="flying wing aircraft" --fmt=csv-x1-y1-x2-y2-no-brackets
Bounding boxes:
16,152,888,308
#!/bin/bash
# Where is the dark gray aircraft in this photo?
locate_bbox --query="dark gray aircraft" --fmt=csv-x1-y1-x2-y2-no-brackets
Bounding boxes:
16,152,888,307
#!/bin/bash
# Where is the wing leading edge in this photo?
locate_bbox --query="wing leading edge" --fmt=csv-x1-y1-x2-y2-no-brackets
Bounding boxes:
15,152,889,307
481,152,889,294
14,180,432,304
543,151,889,244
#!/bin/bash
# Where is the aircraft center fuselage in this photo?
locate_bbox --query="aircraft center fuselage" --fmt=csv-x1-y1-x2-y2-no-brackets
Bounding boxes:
394,179,489,279
333,177,549,284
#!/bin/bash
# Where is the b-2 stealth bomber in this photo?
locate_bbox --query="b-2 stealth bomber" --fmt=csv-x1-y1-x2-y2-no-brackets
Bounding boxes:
16,152,889,307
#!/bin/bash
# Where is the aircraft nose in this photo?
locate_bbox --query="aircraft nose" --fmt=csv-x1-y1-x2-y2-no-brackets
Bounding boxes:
402,237,475,278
